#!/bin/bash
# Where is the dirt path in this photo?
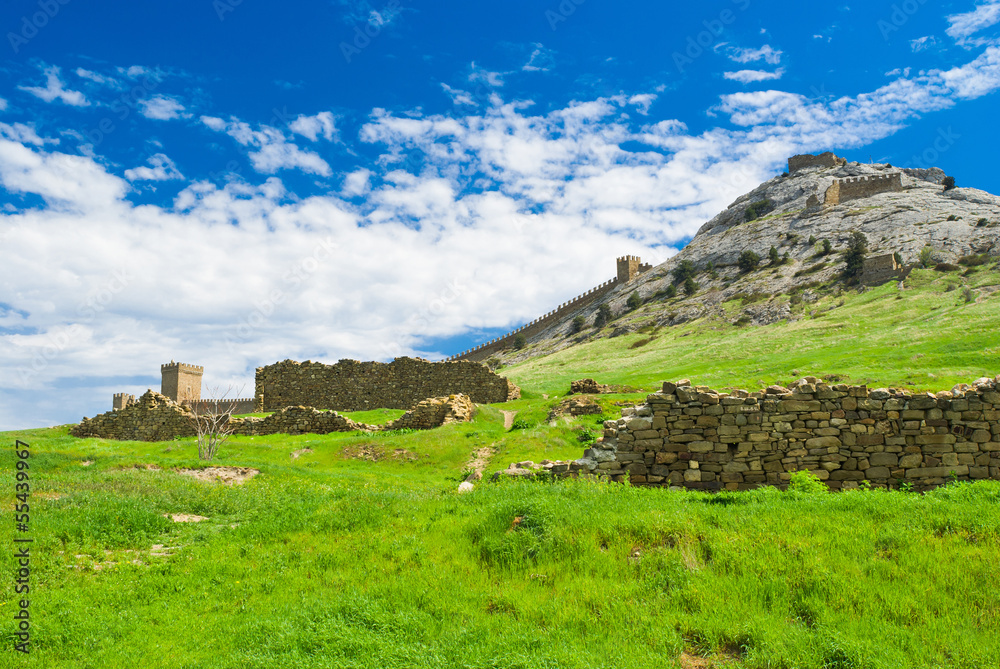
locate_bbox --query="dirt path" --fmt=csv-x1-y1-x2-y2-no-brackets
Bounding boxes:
501,410,518,430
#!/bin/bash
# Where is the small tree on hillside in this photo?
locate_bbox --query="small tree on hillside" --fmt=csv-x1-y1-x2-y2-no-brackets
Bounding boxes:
513,333,527,350
683,276,699,296
768,246,780,265
942,176,956,191
188,385,243,461
626,292,643,311
842,231,868,282
671,259,696,285
821,239,832,255
594,303,613,328
738,250,761,273
570,315,586,334
665,284,677,298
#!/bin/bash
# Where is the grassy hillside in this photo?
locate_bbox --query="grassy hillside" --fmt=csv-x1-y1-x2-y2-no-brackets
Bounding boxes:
3,262,1000,668
505,264,1000,396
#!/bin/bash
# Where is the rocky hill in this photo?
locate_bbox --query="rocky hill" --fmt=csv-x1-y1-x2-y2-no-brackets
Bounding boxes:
492,153,1000,364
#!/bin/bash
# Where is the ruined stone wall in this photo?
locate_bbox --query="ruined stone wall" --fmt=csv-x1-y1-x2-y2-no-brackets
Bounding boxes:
825,173,903,205
256,357,517,411
548,376,1000,492
788,152,846,173
448,278,619,362
187,398,257,416
113,393,136,411
860,254,912,286
73,391,475,441
73,391,197,441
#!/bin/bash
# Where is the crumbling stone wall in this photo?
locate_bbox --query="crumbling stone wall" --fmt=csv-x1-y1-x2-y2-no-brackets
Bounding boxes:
825,173,903,205
256,357,518,411
73,391,196,441
788,152,846,173
73,390,476,441
517,376,1000,492
860,253,912,285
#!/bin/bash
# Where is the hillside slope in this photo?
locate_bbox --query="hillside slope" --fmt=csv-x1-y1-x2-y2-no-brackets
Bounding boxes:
493,154,1000,365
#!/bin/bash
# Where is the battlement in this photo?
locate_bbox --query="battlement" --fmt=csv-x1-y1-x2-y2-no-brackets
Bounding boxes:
161,360,204,404
616,255,652,283
160,362,204,373
825,172,902,205
112,393,136,411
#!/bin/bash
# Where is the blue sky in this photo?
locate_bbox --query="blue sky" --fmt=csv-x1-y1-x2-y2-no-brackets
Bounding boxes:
2,0,1000,430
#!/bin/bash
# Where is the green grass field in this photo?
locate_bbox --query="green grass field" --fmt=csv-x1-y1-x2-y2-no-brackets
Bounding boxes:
3,263,1000,668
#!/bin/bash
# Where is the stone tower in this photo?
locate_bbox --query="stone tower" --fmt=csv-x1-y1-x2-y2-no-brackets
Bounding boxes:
161,361,203,404
617,255,652,283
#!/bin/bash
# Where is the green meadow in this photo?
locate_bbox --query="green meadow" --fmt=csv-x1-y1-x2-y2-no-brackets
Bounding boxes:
3,262,1000,668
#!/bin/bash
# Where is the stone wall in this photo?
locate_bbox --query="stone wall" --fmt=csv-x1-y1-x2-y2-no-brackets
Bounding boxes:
73,391,197,441
256,357,518,411
533,376,1000,492
187,398,257,416
161,362,203,404
860,254,912,286
448,277,620,362
113,393,136,411
825,173,903,205
73,390,476,441
788,152,846,173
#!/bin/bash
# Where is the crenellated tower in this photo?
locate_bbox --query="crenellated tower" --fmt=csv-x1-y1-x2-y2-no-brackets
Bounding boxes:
160,361,203,404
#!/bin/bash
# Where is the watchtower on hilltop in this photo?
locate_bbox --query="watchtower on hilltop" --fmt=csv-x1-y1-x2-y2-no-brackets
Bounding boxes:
617,255,652,283
160,361,203,404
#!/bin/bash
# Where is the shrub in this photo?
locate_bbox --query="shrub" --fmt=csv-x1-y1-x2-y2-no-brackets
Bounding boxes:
946,214,959,221
821,239,832,255
842,231,868,281
958,253,989,267
509,418,531,431
682,276,698,296
978,218,989,227
942,176,956,191
570,315,586,334
735,316,751,327
671,259,696,285
744,199,774,222
788,469,827,494
962,286,974,303
893,251,903,266
629,336,656,349
808,235,817,245
935,263,961,272
594,303,613,328
665,284,677,298
919,245,934,268
768,246,780,265
738,250,761,273
626,292,642,311
513,333,527,350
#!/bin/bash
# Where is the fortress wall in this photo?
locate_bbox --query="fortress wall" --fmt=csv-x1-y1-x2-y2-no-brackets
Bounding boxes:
255,356,518,412
546,377,1000,492
187,398,257,416
448,277,620,362
826,173,903,205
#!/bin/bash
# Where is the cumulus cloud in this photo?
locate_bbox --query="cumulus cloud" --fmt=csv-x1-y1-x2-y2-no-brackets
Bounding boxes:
75,68,119,88
724,69,785,84
18,66,89,107
523,44,555,72
200,116,332,176
289,111,338,141
138,95,190,121
124,153,184,181
947,1,1000,43
722,44,783,65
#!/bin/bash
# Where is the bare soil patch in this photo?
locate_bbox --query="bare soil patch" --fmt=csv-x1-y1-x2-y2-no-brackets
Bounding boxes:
501,410,518,430
177,466,260,485
164,513,208,523
463,445,495,483
341,443,417,462
290,447,313,460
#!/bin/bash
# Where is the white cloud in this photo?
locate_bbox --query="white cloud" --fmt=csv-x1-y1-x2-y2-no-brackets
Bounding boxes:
441,83,478,107
469,63,505,87
723,44,783,65
138,95,190,121
0,97,7,111
201,116,332,176
724,69,785,84
124,153,184,181
628,94,657,115
947,1,1000,42
523,44,555,72
289,111,337,141
0,122,56,147
910,35,937,52
75,68,119,88
18,66,89,107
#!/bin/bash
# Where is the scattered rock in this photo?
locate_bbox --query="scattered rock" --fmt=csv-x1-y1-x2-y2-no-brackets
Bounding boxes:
177,467,259,486
547,397,603,421
164,513,207,523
